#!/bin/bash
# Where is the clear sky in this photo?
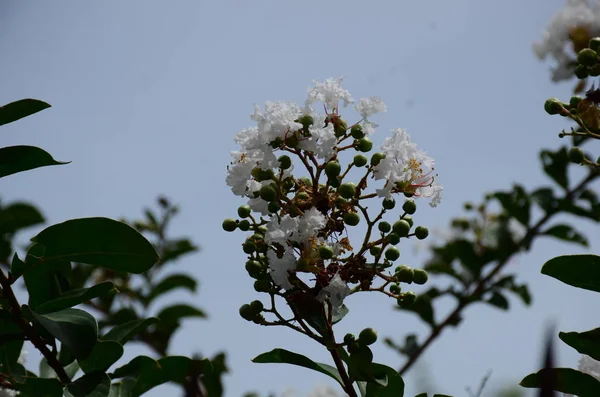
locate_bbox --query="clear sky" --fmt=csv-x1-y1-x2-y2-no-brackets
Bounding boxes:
1,1,599,396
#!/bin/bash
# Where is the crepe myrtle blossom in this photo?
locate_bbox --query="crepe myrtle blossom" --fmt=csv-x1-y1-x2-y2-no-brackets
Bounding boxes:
534,0,600,81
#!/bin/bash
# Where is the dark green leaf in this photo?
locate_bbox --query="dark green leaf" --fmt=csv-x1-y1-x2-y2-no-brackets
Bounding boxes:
494,185,530,226
24,244,72,310
108,379,135,397
39,357,80,380
79,340,123,374
520,368,600,396
541,254,600,292
17,377,63,397
557,199,600,222
202,352,228,397
35,282,117,314
0,99,50,126
10,253,27,279
66,372,111,397
0,316,24,378
365,363,405,397
509,284,532,306
414,394,427,397
487,292,509,310
396,294,435,327
160,239,198,264
559,328,600,361
0,145,69,178
32,308,98,360
542,224,589,247
531,187,557,212
30,217,160,274
147,274,197,302
0,202,44,235
102,317,159,345
540,148,569,189
157,304,205,324
252,348,344,388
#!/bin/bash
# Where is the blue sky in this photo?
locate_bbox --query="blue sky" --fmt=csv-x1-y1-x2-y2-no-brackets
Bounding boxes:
2,1,599,396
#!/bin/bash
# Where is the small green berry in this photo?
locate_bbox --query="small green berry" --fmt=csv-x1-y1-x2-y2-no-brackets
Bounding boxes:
385,247,400,261
222,218,237,232
267,201,280,213
278,155,292,170
378,221,391,233
382,197,396,210
238,219,251,231
389,284,401,294
369,246,382,256
575,64,590,79
402,200,416,215
334,119,348,137
356,138,373,152
398,291,417,307
338,183,357,199
358,328,378,346
250,300,264,314
343,212,360,226
239,304,254,321
412,268,429,285
319,246,334,260
403,215,414,227
243,241,256,254
259,185,277,202
568,147,585,164
570,96,584,108
370,152,386,166
297,114,314,128
353,154,368,167
254,279,271,293
578,48,598,67
245,260,262,278
344,333,355,345
392,220,411,237
544,98,564,115
415,226,429,240
328,177,341,188
238,205,252,218
351,124,365,139
325,161,342,178
395,265,414,283
387,233,400,245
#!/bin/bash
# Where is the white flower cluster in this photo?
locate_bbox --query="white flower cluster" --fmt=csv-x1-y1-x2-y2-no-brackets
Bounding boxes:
534,0,600,81
226,77,442,299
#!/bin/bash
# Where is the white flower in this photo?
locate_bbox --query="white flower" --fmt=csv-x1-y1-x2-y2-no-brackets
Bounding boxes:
226,152,257,196
355,97,387,119
267,248,297,290
251,101,303,144
316,273,351,316
264,208,326,245
297,113,338,160
306,77,354,110
296,208,327,241
534,0,600,81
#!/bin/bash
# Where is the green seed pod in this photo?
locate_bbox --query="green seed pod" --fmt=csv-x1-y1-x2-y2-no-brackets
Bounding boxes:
267,201,280,213
356,138,373,152
389,284,401,294
254,279,271,293
378,221,391,233
222,218,237,232
412,268,429,285
578,48,599,67
415,226,429,240
238,219,251,231
243,241,257,254
334,119,348,137
319,246,334,260
570,96,584,108
387,232,400,245
325,161,342,178
398,291,417,307
338,183,357,199
568,147,585,164
575,64,590,79
259,185,277,202
328,176,341,188
353,154,368,167
395,265,414,283
278,155,292,170
402,200,416,215
250,300,264,314
245,260,262,278
369,246,382,256
370,152,386,166
343,212,360,226
358,328,378,346
239,304,255,321
544,98,564,115
351,124,365,139
344,333,355,345
382,197,396,210
403,215,414,227
238,205,252,218
392,220,411,237
385,247,400,261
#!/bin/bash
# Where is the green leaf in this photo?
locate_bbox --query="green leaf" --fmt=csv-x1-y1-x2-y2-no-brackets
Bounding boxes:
10,253,27,279
542,224,589,247
157,304,206,323
541,254,600,292
252,348,344,388
108,379,135,397
494,185,530,226
365,363,405,397
559,328,600,361
202,353,228,397
0,99,50,126
0,202,44,234
35,282,117,314
540,147,569,189
39,357,80,380
0,145,69,179
520,368,600,396
66,372,111,397
79,340,124,374
32,308,98,360
102,317,159,345
160,239,198,264
30,217,160,274
0,316,25,378
17,377,63,397
487,292,509,310
147,274,197,302
24,244,72,310
531,187,557,212
396,294,435,327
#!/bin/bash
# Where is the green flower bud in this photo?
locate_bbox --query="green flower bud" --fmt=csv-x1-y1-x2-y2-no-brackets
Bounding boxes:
570,96,584,108
298,177,312,186
568,147,585,164
325,161,342,178
257,225,268,234
370,152,386,166
278,155,292,170
385,247,400,261
282,177,295,191
395,265,413,283
404,191,414,198
328,176,341,188
296,191,311,201
590,37,600,52
256,242,268,254
412,268,428,285
319,246,334,260
351,124,365,139
369,246,382,256
239,304,255,321
259,185,277,202
343,212,360,226
222,218,237,232
334,119,348,137
352,344,374,363
285,134,299,148
392,220,411,237
387,232,400,245
343,333,355,345
402,200,416,215
415,226,429,240
358,328,378,346
254,279,271,293
250,300,264,314
353,154,368,167
378,221,391,233
389,284,401,294
398,291,416,307
575,64,590,79
238,205,252,218
245,260,262,278
338,182,357,199
544,98,564,115
382,197,396,210
356,138,373,152
243,241,257,254
238,219,251,231
267,201,280,213
403,215,414,227
578,48,598,67
297,114,314,128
